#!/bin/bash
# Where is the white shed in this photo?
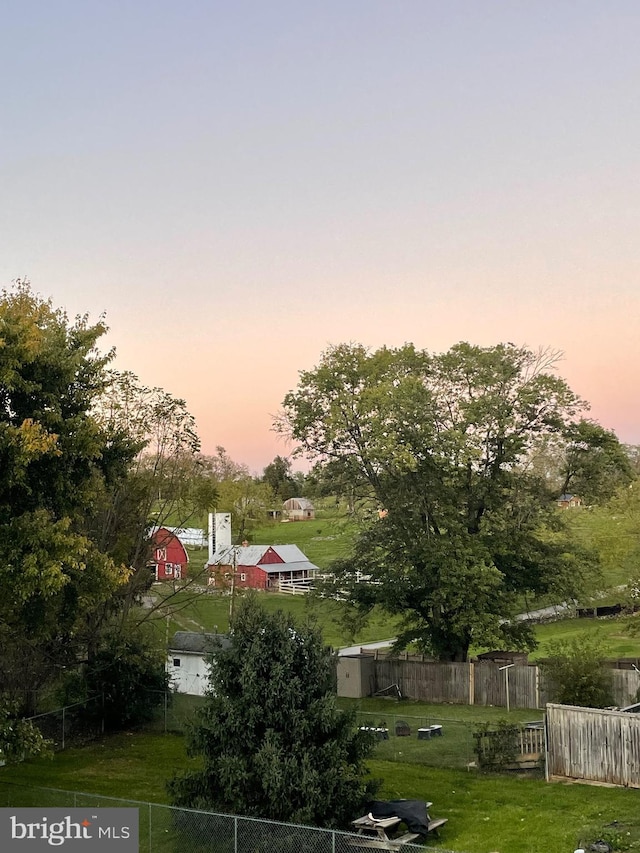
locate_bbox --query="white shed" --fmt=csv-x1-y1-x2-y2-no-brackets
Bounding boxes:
167,631,231,696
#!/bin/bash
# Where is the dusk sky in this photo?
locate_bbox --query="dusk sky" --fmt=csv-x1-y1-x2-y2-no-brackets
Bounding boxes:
2,2,639,472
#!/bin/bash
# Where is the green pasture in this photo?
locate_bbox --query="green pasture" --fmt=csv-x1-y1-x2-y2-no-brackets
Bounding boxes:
248,513,358,568
150,586,399,650
150,579,640,660
530,614,640,660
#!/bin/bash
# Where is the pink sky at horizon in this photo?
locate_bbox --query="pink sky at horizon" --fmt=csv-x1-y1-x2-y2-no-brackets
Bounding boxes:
1,2,638,471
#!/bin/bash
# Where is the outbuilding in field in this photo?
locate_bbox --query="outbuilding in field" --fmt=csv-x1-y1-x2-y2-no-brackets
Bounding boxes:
556,493,582,509
282,497,315,520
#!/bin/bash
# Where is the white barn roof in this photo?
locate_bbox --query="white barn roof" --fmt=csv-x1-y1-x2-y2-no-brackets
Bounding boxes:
207,544,318,573
283,497,314,510
149,526,206,547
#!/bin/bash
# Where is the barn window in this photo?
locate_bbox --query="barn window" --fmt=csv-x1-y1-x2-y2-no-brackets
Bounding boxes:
156,547,167,561
240,573,246,582
173,658,181,667
165,563,174,576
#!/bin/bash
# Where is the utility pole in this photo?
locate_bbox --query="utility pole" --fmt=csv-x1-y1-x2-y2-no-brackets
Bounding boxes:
229,545,238,625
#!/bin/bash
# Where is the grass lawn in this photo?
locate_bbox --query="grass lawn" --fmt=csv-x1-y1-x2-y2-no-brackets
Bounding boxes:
152,587,399,650
338,698,543,773
3,730,640,853
372,760,640,853
248,512,358,568
530,614,640,660
2,733,194,803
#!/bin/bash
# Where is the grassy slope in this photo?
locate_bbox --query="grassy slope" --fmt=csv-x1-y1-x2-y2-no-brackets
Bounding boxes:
155,589,399,649
530,614,640,660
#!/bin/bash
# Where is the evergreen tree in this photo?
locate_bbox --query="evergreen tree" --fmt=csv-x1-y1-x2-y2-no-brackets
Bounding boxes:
168,597,378,828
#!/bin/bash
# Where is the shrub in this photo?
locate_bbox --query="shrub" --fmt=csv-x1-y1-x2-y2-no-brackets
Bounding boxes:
60,628,170,731
541,633,614,708
473,719,520,771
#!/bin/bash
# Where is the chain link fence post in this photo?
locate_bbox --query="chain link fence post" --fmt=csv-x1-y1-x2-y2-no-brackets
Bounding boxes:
164,691,168,735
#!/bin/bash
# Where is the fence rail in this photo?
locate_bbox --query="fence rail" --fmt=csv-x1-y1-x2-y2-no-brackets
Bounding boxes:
0,781,458,853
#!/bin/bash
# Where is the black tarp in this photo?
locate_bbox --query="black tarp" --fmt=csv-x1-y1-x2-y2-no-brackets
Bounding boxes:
364,800,431,836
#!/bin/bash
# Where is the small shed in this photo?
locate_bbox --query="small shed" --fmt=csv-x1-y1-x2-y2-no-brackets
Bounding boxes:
556,493,582,509
283,497,315,521
337,655,375,698
148,526,189,581
167,631,231,696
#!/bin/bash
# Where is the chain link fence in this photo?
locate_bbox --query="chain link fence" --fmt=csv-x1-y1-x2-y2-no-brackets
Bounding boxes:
141,694,482,772
25,694,542,776
143,694,480,772
0,781,459,852
144,690,206,734
27,697,104,750
354,711,478,771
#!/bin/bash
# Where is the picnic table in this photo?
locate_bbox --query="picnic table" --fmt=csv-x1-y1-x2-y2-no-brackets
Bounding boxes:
349,802,448,849
349,814,419,849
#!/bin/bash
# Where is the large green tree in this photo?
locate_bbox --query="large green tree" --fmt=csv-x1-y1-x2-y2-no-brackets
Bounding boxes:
168,597,378,827
278,342,606,661
0,281,136,706
200,446,275,540
558,420,634,505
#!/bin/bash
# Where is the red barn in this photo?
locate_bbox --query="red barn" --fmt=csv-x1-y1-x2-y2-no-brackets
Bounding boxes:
206,544,318,592
148,526,189,581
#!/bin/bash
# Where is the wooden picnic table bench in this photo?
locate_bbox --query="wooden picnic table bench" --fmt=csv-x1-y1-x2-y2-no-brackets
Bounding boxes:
349,803,447,849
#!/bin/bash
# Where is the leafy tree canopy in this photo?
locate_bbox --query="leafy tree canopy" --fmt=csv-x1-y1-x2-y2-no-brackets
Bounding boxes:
262,455,297,501
0,699,51,764
0,280,212,721
168,596,379,828
0,281,137,705
277,341,611,661
559,420,634,505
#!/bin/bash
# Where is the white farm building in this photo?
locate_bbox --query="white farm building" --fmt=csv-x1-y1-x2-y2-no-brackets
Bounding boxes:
167,631,231,696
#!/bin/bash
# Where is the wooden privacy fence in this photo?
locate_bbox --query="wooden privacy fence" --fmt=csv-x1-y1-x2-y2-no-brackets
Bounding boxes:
546,703,640,787
370,658,550,709
365,657,640,710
